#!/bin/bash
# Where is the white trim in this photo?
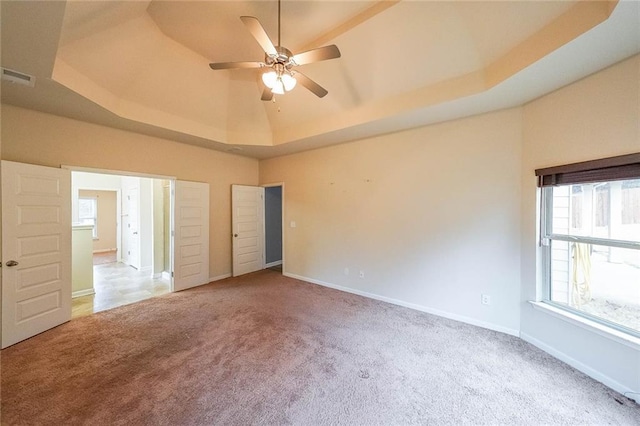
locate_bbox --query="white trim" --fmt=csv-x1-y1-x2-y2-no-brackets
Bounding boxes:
63,165,175,181
139,266,152,273
261,182,285,188
283,272,519,337
520,331,640,404
72,289,95,298
265,260,283,268
209,273,231,283
529,301,640,350
162,271,171,281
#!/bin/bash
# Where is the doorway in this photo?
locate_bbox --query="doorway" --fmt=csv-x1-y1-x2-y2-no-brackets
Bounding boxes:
71,171,172,317
2,161,211,347
264,185,283,272
231,183,284,277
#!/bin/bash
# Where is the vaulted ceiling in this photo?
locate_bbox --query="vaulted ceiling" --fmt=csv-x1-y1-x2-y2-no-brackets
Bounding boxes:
1,1,639,158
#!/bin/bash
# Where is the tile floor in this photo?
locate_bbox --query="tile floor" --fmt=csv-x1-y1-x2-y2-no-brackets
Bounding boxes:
72,255,171,318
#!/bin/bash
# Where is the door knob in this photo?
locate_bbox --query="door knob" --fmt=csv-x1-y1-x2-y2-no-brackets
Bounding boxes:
234,234,238,237
6,260,19,267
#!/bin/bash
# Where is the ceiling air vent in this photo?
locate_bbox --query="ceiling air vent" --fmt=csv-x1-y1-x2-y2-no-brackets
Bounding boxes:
1,67,35,87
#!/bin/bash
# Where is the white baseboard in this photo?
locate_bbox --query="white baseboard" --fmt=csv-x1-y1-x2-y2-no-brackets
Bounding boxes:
72,288,95,298
152,273,162,279
283,272,519,337
93,248,116,254
139,266,152,273
520,332,639,404
209,273,231,283
162,271,171,281
265,260,283,268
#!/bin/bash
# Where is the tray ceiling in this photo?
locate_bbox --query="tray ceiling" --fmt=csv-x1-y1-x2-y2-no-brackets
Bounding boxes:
1,1,638,158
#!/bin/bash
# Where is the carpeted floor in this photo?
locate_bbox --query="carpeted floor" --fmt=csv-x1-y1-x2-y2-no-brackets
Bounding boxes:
2,270,639,425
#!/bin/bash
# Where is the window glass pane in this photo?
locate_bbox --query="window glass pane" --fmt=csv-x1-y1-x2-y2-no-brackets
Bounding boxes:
551,179,640,242
549,240,640,332
78,198,97,238
78,198,96,219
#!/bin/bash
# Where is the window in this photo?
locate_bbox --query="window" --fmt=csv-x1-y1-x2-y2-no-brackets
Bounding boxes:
78,197,98,239
536,154,640,336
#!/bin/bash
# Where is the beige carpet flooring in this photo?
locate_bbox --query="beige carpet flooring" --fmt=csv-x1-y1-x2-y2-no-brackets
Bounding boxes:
2,270,639,425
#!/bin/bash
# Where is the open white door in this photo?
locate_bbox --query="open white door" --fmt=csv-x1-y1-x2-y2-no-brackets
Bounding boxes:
1,161,71,348
173,180,209,291
232,185,264,277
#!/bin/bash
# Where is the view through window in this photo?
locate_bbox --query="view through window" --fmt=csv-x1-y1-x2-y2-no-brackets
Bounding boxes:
542,178,640,334
78,197,98,239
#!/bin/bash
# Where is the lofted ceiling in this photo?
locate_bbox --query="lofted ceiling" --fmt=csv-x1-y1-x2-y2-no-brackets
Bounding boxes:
1,1,639,159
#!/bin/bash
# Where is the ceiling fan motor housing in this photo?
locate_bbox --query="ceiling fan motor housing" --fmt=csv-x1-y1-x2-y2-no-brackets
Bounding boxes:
266,46,294,68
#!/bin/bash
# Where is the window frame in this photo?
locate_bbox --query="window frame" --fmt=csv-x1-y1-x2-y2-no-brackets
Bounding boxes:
536,153,640,338
78,196,98,239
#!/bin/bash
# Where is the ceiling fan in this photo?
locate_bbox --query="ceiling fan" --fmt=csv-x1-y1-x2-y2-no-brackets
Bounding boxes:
209,0,341,101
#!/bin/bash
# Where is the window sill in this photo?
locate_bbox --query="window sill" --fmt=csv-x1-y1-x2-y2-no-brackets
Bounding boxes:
529,301,640,351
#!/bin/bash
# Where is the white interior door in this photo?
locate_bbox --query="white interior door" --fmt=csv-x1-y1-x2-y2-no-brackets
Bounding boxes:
232,185,264,277
174,180,209,291
1,161,71,348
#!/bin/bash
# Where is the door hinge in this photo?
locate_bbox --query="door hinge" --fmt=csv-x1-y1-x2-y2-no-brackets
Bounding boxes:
171,271,174,278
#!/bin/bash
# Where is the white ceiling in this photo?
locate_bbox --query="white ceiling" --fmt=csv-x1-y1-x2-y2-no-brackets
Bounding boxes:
1,1,639,159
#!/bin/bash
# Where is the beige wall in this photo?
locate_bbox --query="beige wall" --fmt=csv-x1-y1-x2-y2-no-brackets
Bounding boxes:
79,189,117,252
260,107,524,333
0,105,260,278
520,54,639,393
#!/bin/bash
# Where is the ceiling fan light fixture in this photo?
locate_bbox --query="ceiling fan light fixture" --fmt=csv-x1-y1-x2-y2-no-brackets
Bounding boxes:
271,78,285,95
282,73,296,91
262,70,278,88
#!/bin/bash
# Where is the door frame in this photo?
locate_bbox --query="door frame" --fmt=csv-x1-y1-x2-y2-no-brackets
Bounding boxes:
64,165,176,291
262,182,285,273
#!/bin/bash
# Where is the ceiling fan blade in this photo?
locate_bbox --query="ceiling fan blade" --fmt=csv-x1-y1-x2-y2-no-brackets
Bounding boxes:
209,61,264,70
294,71,328,98
240,16,278,56
292,45,341,66
261,87,274,101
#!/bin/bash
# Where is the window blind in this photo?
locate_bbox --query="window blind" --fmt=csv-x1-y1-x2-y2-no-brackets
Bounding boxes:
535,153,640,187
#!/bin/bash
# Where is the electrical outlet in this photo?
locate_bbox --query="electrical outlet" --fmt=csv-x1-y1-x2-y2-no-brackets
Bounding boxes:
344,267,349,276
481,294,491,305
359,270,365,279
